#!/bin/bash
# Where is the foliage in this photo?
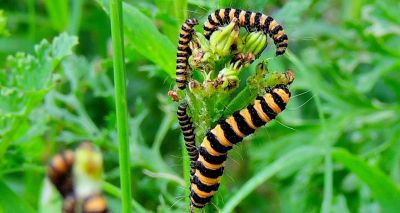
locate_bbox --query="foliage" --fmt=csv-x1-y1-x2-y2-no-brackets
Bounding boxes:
0,0,399,213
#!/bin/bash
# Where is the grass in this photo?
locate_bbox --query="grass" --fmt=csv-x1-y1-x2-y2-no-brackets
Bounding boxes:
0,0,399,212
109,0,132,212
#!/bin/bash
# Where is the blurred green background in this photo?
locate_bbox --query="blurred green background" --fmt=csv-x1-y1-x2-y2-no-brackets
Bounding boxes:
0,0,399,212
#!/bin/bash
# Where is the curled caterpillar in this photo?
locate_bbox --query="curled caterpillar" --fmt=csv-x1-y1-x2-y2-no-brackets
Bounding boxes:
177,102,198,175
203,8,288,56
62,194,109,213
176,18,199,90
190,84,291,208
47,150,75,198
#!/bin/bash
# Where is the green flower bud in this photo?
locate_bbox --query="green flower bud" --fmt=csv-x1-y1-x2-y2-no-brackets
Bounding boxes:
217,67,240,89
210,18,240,57
241,31,268,57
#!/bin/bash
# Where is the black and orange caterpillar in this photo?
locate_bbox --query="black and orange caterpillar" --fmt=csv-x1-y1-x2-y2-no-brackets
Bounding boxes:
203,8,288,56
48,150,75,198
176,18,199,90
48,149,109,213
189,84,291,208
177,102,198,175
62,193,109,213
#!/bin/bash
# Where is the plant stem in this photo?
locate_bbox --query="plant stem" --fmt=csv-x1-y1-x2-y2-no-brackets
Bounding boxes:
109,0,132,212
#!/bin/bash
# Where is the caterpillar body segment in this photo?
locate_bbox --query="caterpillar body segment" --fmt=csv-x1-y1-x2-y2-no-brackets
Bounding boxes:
190,84,291,208
177,102,198,175
203,8,288,56
176,18,199,90
47,150,75,198
61,194,109,213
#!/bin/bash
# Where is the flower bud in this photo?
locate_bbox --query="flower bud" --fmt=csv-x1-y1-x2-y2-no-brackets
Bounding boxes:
210,18,240,57
241,31,268,57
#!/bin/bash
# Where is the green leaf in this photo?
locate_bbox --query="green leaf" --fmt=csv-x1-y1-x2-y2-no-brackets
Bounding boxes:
43,0,69,32
331,149,400,212
0,180,36,213
94,0,176,78
221,146,326,213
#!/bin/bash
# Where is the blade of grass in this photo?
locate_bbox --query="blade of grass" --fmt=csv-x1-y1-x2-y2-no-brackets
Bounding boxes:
109,0,132,212
102,182,149,213
221,146,327,213
331,148,400,212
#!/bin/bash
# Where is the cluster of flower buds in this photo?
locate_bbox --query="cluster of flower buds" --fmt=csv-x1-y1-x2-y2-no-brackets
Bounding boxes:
185,17,270,91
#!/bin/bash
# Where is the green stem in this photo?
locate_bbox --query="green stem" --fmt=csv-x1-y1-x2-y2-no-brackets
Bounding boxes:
109,0,132,212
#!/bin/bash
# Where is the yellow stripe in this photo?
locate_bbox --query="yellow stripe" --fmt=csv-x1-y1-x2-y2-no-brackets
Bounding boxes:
239,109,256,129
191,184,215,198
211,13,218,23
195,170,221,185
219,9,225,21
273,30,285,39
229,9,235,20
273,88,290,103
250,12,256,26
204,21,214,29
263,94,282,113
198,155,224,170
260,15,267,27
268,20,278,31
253,100,270,122
211,125,233,147
226,116,245,137
239,10,246,25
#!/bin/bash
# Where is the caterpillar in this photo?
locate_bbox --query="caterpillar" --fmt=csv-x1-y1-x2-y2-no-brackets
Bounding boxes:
177,102,198,175
203,8,288,56
47,150,75,198
176,18,199,90
62,194,109,213
189,84,291,208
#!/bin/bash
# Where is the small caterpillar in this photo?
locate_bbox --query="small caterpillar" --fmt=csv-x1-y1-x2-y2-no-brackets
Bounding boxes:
203,8,288,56
47,150,75,198
177,102,198,175
62,194,109,213
190,84,291,208
176,18,199,90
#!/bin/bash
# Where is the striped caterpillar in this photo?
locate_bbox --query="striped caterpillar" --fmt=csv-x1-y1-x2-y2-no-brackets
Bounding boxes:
176,18,199,90
177,102,199,176
204,8,288,56
47,148,109,213
189,84,291,208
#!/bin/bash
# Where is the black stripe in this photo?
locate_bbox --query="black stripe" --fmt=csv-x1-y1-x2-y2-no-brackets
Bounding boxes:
247,105,266,127
277,43,288,48
215,9,223,23
179,39,190,45
224,8,231,24
191,174,220,193
176,79,186,83
275,34,288,43
244,11,252,27
207,14,216,25
275,84,290,96
181,125,193,132
190,190,212,205
191,201,204,208
254,12,262,30
199,146,227,165
257,96,277,119
176,59,186,63
276,50,285,56
196,161,224,178
271,90,287,111
176,65,186,69
183,131,194,137
232,111,255,136
271,25,283,35
207,131,231,153
176,52,187,57
234,9,241,19
177,46,189,52
218,120,243,144
264,16,273,35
